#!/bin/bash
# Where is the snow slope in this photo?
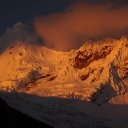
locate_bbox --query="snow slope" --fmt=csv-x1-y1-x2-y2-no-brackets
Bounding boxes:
0,35,128,128
0,36,128,104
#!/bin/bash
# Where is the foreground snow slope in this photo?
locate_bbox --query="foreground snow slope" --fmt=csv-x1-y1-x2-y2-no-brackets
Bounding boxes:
0,37,128,104
0,91,128,128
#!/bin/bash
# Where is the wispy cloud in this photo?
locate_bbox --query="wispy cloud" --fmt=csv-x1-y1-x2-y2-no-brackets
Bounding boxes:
34,1,128,51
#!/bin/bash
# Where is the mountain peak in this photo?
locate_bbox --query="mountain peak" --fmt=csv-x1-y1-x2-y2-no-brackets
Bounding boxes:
0,22,42,53
0,37,128,104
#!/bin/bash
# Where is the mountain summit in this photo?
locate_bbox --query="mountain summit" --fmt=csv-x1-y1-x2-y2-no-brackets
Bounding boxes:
0,36,128,104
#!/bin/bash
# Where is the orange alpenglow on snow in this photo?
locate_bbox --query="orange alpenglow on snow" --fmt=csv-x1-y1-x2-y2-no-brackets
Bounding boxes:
0,36,128,105
1,1,128,128
1,30,128,128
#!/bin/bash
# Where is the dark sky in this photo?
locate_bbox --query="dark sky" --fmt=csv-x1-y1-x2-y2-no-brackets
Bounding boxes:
0,0,73,35
0,0,128,35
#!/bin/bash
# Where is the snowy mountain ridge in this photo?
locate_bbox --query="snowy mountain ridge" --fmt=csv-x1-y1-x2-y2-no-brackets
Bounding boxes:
0,36,128,104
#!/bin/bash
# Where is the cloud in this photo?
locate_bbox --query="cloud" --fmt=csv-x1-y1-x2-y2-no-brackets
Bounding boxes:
0,22,41,53
34,1,128,51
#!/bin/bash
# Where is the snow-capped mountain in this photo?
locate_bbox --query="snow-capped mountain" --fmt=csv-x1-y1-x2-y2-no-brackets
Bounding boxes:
1,33,128,128
0,22,41,53
0,36,128,105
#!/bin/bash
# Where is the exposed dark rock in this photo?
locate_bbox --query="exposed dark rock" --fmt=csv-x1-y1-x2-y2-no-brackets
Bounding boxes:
74,46,113,69
48,76,57,81
80,74,89,80
39,74,51,79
